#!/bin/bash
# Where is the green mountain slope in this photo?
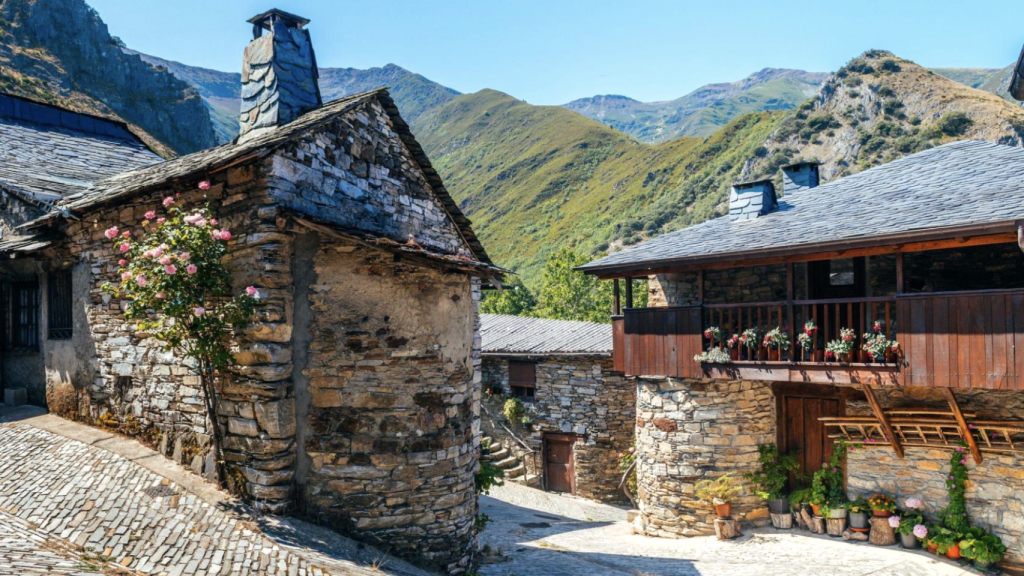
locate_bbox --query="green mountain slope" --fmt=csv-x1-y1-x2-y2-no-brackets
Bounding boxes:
563,68,827,142
0,0,216,156
931,67,1003,89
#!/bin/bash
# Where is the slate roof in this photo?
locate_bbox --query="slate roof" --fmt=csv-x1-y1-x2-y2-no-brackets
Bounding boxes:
580,141,1024,274
0,93,162,202
480,314,611,355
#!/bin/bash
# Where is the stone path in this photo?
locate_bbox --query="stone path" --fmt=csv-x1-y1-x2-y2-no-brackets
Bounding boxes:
0,509,129,575
479,482,978,576
0,411,433,576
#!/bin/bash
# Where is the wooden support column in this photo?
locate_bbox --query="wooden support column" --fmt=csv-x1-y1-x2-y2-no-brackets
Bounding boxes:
786,262,795,358
625,276,634,309
945,388,982,464
612,279,621,315
862,383,904,458
895,252,905,295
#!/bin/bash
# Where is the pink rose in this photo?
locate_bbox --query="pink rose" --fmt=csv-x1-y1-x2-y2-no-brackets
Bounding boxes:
186,264,198,275
211,230,221,240
145,210,156,220
104,226,119,239
155,292,166,299
157,218,166,224
178,252,190,261
198,180,211,190
245,285,259,298
193,306,205,316
118,259,127,266
163,196,174,207
218,229,231,241
210,219,218,226
121,231,131,238
121,272,131,281
159,256,172,265
164,265,177,275
135,275,148,287
119,243,130,253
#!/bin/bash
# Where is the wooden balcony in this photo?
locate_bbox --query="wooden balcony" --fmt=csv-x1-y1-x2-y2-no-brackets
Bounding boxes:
611,289,1024,389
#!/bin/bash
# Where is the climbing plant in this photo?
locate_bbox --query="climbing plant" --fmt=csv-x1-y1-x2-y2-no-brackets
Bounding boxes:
102,183,259,487
941,440,971,535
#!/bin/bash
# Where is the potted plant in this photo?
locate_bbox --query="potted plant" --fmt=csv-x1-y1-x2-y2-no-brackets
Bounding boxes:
695,473,743,519
726,333,741,360
694,347,732,364
923,522,939,554
762,326,791,361
868,494,897,518
704,326,723,348
789,487,813,519
741,328,760,360
896,498,925,548
797,320,817,361
824,328,856,363
861,321,891,364
960,530,1007,571
744,444,800,526
809,440,848,520
931,527,960,558
846,496,871,532
887,339,901,364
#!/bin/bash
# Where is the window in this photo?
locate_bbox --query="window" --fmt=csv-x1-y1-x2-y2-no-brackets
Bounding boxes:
508,361,536,401
8,279,39,351
48,270,73,340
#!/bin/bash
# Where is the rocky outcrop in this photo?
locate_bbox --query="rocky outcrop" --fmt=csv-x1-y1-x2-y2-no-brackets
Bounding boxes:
0,0,216,155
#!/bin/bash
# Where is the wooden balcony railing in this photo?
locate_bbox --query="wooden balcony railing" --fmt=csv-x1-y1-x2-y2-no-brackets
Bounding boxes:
611,289,1024,389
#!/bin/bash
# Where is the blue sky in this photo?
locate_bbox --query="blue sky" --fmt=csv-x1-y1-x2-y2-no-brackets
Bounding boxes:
89,0,1024,105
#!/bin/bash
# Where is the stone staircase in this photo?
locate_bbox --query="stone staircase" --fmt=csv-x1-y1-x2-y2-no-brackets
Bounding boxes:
480,435,531,483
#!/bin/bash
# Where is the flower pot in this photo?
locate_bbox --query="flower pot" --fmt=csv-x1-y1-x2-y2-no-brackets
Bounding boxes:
768,498,790,515
927,542,938,555
858,350,869,363
730,348,739,361
768,348,780,361
842,351,853,363
945,544,961,560
713,500,732,519
871,509,893,518
810,504,821,517
829,508,848,519
899,533,920,549
757,348,767,361
973,560,992,571
849,511,870,530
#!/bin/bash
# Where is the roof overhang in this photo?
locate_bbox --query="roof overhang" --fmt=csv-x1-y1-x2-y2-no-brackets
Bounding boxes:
579,220,1020,279
481,351,611,358
1012,43,1024,102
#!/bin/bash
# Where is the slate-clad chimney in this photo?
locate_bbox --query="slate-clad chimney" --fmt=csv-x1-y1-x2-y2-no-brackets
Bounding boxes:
728,179,777,221
781,161,821,195
238,9,322,142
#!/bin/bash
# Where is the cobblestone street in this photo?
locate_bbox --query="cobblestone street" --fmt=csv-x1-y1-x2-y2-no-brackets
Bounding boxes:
0,408,431,576
479,482,978,576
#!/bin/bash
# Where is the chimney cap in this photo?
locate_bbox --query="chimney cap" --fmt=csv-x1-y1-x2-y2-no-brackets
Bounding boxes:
732,177,774,189
781,160,821,170
248,8,310,31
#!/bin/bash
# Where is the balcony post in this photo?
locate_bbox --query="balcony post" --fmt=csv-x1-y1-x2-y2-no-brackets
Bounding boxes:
895,252,905,294
786,262,795,361
613,279,621,315
625,277,634,309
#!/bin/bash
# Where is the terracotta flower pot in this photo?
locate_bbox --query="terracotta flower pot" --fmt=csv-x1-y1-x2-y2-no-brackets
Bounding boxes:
945,544,961,560
730,348,739,361
713,500,732,519
810,504,821,517
871,510,893,518
768,348,780,361
927,542,938,554
842,351,853,363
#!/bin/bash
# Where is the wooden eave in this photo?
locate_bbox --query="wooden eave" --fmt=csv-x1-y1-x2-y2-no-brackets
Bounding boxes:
584,221,1020,279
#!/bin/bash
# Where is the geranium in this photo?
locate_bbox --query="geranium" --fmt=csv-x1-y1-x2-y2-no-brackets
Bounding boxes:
741,328,759,350
703,326,722,343
763,326,790,350
726,333,740,349
101,192,259,490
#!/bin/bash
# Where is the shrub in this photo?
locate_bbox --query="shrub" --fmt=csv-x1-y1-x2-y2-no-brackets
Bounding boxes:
695,473,743,503
744,444,801,501
475,459,505,495
936,111,973,136
845,59,874,75
879,59,901,73
503,397,525,422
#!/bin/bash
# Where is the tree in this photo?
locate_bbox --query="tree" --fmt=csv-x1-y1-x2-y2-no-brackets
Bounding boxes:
102,184,259,487
536,248,614,323
480,280,536,316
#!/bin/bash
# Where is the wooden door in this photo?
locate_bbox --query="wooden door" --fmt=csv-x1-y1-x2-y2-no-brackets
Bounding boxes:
543,434,575,494
775,384,846,486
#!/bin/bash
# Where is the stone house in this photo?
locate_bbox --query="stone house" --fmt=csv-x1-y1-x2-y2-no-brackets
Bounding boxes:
479,313,633,502
0,10,501,574
580,142,1024,569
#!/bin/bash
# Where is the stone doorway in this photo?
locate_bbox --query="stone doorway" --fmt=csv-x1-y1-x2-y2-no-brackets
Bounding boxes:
543,433,576,494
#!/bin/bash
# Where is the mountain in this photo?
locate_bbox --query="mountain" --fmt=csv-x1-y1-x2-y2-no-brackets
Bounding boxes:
563,69,828,142
931,67,1004,89
131,52,461,144
417,51,1024,287
0,0,216,156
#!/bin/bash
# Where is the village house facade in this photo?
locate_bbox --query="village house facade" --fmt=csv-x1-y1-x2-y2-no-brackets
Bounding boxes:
580,142,1024,569
479,314,633,502
0,10,500,574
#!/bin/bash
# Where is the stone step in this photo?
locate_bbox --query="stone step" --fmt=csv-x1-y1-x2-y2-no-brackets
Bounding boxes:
509,472,540,486
492,456,519,470
487,447,509,461
504,463,525,478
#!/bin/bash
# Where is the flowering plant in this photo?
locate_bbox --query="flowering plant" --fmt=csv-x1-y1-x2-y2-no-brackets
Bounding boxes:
896,509,925,536
703,326,722,344
913,524,928,539
942,441,971,535
825,327,856,359
725,333,740,349
101,186,259,486
861,331,891,361
797,319,816,349
904,497,924,510
762,326,790,350
694,347,732,364
740,328,759,350
868,493,897,513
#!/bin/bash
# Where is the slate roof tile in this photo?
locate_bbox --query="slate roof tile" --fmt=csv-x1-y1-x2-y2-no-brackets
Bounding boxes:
480,314,611,355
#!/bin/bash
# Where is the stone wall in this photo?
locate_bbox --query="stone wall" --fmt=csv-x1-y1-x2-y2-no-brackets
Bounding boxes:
482,355,633,502
904,243,1024,293
634,377,774,537
296,241,479,574
846,387,1024,568
649,263,805,308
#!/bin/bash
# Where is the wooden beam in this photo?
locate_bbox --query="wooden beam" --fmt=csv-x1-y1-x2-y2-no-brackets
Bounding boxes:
944,388,982,464
697,269,704,305
625,277,634,309
895,252,904,295
612,279,621,315
862,383,904,458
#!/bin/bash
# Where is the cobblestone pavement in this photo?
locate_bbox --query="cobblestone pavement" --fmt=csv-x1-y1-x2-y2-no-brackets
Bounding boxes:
479,482,976,576
0,509,129,575
0,417,431,576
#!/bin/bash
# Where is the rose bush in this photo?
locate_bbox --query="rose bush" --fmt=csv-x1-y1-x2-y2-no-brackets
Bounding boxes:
102,183,259,486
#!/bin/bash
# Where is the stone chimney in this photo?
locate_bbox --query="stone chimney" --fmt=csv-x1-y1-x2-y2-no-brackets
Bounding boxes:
781,161,821,195
238,9,322,142
728,179,777,221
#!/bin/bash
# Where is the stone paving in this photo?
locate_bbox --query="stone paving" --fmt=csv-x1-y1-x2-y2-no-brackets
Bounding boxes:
0,509,129,575
0,416,431,576
478,482,978,576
